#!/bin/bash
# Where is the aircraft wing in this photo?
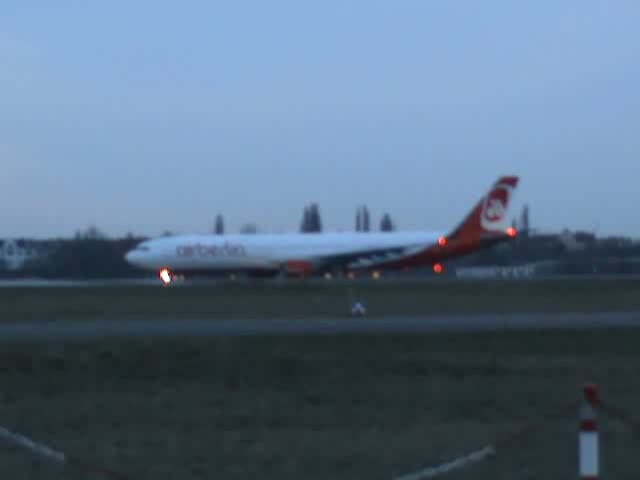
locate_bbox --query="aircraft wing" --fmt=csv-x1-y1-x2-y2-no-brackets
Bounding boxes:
306,243,429,272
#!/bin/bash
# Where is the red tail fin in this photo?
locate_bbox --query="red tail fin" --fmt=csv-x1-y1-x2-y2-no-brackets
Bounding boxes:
449,176,519,242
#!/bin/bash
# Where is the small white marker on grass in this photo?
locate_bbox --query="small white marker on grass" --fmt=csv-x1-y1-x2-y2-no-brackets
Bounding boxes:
351,301,367,316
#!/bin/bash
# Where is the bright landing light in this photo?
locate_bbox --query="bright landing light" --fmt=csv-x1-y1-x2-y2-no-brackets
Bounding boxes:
159,268,172,285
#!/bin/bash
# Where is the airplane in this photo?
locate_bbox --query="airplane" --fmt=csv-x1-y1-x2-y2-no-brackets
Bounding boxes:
125,176,520,284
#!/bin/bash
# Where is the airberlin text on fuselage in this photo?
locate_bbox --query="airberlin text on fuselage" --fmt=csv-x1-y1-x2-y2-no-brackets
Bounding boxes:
176,243,247,257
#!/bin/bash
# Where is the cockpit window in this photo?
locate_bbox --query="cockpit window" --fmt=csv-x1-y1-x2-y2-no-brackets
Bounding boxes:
138,246,151,252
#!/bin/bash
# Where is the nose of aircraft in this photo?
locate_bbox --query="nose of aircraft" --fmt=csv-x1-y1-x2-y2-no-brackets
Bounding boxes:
125,249,142,266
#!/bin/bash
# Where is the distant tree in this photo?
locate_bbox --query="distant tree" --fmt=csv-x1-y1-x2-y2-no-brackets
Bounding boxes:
521,205,530,230
356,206,370,232
310,203,322,232
75,225,107,240
380,213,394,232
362,206,370,232
300,206,311,233
520,205,530,238
214,214,225,235
300,207,309,233
36,237,140,279
301,203,322,233
240,223,258,234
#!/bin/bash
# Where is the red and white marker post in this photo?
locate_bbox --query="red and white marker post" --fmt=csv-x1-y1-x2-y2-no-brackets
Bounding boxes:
579,383,600,480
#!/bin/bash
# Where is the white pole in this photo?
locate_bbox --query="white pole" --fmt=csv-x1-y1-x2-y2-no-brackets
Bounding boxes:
579,383,599,480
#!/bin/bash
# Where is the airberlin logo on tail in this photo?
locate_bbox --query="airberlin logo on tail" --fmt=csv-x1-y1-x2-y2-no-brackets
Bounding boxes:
480,182,513,231
177,242,247,257
484,197,506,222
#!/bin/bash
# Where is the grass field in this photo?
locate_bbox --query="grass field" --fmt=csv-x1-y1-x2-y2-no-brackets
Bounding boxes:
2,278,640,322
2,329,640,479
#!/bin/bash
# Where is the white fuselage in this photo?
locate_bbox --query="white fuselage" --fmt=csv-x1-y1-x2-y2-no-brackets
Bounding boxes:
125,231,444,272
123,176,521,279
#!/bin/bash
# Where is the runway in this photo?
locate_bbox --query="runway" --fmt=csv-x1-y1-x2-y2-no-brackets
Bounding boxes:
0,312,639,342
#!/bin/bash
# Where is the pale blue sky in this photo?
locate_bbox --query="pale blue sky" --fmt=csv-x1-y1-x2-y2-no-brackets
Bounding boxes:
2,1,639,238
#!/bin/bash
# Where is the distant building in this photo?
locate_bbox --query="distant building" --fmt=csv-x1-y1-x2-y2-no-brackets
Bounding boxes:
0,239,56,271
454,261,556,279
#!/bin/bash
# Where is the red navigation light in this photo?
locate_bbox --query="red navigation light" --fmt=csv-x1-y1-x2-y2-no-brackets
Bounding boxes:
433,263,444,274
438,236,448,247
506,227,518,238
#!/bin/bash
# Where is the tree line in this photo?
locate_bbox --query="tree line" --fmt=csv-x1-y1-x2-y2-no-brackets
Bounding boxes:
212,205,396,234
2,229,640,279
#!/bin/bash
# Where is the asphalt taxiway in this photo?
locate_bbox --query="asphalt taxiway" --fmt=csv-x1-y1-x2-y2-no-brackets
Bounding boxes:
0,312,638,342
